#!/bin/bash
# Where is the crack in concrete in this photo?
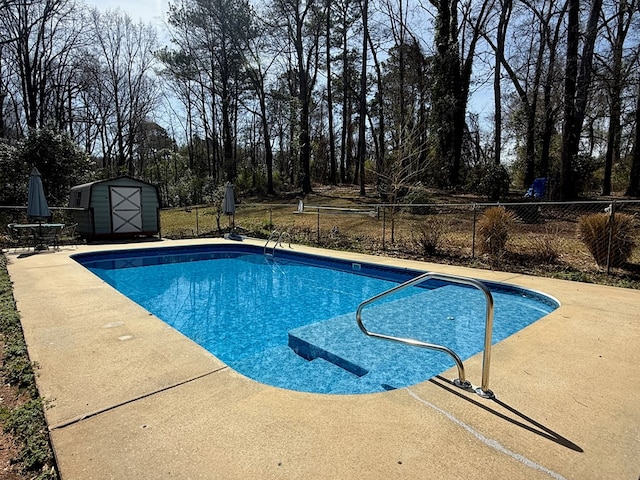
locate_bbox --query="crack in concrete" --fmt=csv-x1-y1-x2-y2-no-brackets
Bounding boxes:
48,366,229,431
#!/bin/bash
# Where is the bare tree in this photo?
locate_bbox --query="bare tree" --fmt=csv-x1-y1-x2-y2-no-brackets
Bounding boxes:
597,0,638,195
162,0,218,177
492,0,511,167
172,0,253,182
485,0,568,187
355,0,369,196
271,0,323,193
325,0,338,185
242,15,282,195
627,79,640,196
82,8,159,175
0,0,82,130
366,21,386,192
332,0,360,183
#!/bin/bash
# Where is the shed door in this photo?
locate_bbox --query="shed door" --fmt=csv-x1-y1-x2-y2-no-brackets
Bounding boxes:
110,186,143,233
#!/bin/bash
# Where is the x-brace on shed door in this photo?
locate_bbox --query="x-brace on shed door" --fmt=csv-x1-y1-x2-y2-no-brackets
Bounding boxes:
110,186,143,233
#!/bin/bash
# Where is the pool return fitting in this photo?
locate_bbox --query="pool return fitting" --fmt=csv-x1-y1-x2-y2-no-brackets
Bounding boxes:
356,272,495,399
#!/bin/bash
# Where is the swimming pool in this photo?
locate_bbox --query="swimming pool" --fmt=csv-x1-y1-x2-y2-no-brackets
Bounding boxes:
74,244,559,394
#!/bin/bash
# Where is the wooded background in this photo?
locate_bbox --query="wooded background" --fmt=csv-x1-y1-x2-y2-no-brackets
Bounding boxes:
1,0,639,208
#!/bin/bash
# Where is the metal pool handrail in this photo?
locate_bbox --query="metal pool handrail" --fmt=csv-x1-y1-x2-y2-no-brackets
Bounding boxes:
264,230,279,255
355,272,495,398
277,231,291,249
264,230,292,256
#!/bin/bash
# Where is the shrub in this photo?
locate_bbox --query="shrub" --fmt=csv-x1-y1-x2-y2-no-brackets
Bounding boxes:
414,218,446,256
471,163,511,201
578,212,636,267
403,185,432,214
572,154,600,195
477,207,516,256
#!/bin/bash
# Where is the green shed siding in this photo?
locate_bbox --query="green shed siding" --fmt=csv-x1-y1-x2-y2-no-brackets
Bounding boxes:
70,176,160,239
72,208,92,234
90,183,112,234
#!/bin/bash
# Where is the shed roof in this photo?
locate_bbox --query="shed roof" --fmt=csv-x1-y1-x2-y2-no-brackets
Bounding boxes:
70,175,159,192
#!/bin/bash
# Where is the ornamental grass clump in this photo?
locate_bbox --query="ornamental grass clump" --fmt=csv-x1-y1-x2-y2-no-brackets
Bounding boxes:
415,218,446,256
477,206,516,257
578,212,636,267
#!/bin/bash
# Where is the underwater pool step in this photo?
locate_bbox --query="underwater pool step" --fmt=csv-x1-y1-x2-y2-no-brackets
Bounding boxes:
228,345,384,394
288,286,482,389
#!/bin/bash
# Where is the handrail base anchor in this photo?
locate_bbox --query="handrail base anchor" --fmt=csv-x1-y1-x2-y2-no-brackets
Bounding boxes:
453,379,472,390
454,379,495,399
475,387,495,399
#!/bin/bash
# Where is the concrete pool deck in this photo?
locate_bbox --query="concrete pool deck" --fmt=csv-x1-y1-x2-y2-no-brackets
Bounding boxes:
5,238,640,480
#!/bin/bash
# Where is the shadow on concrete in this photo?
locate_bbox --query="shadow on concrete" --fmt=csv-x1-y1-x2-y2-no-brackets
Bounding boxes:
430,376,583,452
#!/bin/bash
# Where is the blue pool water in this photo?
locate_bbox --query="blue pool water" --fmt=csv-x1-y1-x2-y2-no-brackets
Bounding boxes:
74,244,559,394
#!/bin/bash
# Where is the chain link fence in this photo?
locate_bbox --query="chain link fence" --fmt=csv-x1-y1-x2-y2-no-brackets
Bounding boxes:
168,199,639,278
4,199,638,279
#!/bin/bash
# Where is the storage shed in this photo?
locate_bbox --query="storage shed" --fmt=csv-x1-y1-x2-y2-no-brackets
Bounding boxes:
69,176,161,239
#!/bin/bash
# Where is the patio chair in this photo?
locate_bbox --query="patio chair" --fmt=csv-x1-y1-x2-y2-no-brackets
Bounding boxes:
6,224,34,252
4,225,18,251
58,223,79,248
36,224,61,251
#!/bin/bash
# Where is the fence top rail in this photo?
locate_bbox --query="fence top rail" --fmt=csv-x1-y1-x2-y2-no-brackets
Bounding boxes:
154,199,640,213
6,200,639,214
473,199,640,207
0,206,84,211
302,205,377,213
239,199,640,210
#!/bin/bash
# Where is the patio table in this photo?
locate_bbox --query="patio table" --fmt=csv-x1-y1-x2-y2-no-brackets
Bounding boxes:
11,223,65,251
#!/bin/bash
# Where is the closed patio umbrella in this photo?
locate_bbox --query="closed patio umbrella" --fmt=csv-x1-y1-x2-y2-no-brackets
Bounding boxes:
222,181,235,218
222,182,241,240
27,167,51,220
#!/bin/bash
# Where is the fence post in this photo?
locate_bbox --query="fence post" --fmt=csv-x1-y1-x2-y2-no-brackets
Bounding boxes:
317,209,321,244
605,200,616,275
472,203,477,258
195,206,199,237
391,205,395,244
382,205,386,250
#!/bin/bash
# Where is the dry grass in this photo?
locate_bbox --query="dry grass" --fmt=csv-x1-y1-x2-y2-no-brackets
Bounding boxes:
159,186,640,289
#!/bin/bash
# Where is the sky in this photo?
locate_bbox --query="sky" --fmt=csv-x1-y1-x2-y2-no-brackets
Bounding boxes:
81,0,494,121
83,0,170,26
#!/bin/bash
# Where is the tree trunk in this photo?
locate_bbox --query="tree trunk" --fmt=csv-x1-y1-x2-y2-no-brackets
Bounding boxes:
326,0,338,185
430,0,488,187
295,27,313,194
430,0,459,186
356,0,368,196
259,83,275,195
626,82,640,197
560,0,602,200
340,13,349,184
367,33,385,192
493,0,511,166
602,85,621,196
602,0,630,196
